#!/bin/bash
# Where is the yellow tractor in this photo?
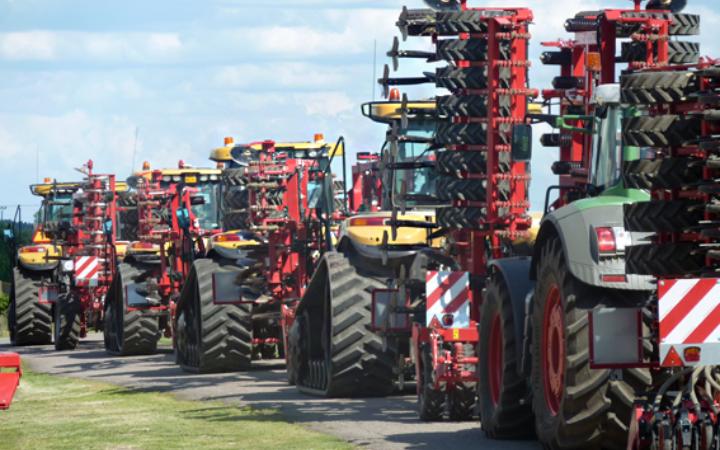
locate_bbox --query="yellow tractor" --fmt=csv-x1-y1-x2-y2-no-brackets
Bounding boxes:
8,178,129,346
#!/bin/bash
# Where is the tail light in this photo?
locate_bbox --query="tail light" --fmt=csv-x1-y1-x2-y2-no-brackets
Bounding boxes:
20,246,47,254
215,234,241,242
349,217,387,227
595,227,616,254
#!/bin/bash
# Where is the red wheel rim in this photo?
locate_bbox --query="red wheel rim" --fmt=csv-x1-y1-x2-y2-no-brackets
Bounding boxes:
542,283,565,416
488,312,503,406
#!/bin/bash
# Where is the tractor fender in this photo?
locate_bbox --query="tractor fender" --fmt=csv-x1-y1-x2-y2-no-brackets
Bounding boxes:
530,205,653,291
487,257,534,373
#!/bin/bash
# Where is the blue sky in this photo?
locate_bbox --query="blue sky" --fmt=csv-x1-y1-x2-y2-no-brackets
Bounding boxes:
0,0,719,214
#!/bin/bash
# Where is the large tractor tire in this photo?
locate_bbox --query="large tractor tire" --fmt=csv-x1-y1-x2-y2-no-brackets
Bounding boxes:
623,115,700,148
175,258,253,373
104,263,160,356
221,168,250,230
478,275,533,438
620,41,700,65
291,252,396,397
626,243,705,276
418,344,445,421
436,94,510,118
436,38,493,62
622,158,703,190
436,66,491,91
448,344,477,421
8,268,52,346
54,293,81,351
618,12,700,37
533,237,652,449
436,150,510,176
435,10,513,36
436,177,510,203
624,200,703,233
621,70,700,105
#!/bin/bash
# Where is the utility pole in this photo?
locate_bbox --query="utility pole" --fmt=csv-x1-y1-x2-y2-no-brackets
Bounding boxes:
35,144,39,183
131,126,139,172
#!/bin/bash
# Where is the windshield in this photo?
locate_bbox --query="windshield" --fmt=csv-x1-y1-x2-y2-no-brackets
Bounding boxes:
591,105,623,191
39,193,73,225
391,120,437,208
192,182,220,230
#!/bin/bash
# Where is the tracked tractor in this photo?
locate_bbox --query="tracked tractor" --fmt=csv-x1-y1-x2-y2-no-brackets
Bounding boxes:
103,162,223,357
171,136,343,373
285,93,446,397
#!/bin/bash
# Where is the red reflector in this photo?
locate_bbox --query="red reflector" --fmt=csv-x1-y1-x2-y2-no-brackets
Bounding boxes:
601,274,627,283
684,346,701,363
20,246,46,254
441,314,454,327
596,227,616,254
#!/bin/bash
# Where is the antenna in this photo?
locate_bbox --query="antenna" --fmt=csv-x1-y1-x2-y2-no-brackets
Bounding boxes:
131,126,139,172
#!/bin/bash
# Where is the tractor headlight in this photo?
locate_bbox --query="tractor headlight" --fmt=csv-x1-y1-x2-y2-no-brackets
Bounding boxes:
172,176,181,182
61,260,74,273
307,150,318,158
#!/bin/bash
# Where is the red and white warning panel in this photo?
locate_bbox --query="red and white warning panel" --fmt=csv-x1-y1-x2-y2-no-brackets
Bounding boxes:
74,256,100,287
658,278,720,367
425,271,471,329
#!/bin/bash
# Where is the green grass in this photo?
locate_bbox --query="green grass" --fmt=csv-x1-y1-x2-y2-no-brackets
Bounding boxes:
1,368,352,450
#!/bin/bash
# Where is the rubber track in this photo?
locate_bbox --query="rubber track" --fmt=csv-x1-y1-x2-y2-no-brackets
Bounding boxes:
177,259,253,373
104,263,160,356
9,268,52,345
626,243,705,276
54,294,81,351
436,123,487,146
624,201,703,232
618,12,700,36
623,115,701,147
622,158,703,190
620,41,700,65
296,252,396,397
436,150,509,176
478,275,533,438
621,70,698,105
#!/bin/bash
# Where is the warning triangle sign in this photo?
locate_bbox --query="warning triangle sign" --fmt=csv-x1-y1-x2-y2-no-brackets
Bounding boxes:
429,316,442,329
662,346,683,367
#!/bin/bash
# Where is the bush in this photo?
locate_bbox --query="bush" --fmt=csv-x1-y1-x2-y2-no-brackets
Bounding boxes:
0,292,8,315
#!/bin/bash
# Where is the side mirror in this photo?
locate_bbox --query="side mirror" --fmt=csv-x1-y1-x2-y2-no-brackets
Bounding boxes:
511,124,532,162
126,175,141,190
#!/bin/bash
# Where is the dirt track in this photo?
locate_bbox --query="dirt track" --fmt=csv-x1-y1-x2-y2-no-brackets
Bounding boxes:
1,334,539,450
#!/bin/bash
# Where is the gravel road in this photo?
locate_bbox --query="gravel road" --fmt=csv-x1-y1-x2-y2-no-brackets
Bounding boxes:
1,334,539,450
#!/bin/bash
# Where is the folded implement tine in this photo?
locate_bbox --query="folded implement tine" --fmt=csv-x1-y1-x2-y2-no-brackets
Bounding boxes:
378,64,432,99
400,94,410,130
0,353,22,410
388,36,436,71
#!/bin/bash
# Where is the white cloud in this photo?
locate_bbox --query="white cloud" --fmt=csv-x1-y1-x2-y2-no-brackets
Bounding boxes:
0,31,56,60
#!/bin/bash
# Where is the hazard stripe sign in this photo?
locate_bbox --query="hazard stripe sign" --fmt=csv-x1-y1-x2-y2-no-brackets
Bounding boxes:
425,271,471,328
74,256,100,287
658,278,720,367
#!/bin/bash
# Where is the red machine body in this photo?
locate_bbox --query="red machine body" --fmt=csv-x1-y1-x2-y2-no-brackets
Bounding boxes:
0,353,21,410
411,1,534,404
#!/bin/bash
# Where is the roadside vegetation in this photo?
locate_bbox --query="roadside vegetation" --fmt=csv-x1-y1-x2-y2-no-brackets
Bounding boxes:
2,368,352,450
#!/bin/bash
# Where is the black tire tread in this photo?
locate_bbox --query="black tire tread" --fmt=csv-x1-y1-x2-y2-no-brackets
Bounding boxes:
9,268,52,346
